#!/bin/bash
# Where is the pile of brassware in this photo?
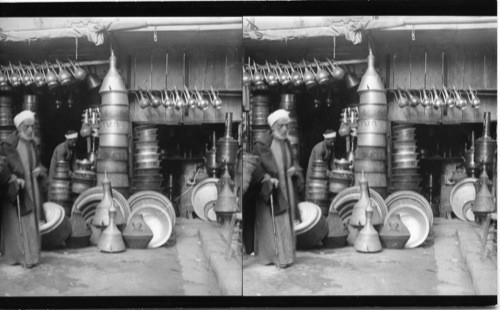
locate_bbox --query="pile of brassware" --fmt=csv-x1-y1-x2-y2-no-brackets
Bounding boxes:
131,85,222,110
295,170,433,252
450,112,497,223
243,58,361,90
193,112,240,224
0,60,102,92
40,174,176,252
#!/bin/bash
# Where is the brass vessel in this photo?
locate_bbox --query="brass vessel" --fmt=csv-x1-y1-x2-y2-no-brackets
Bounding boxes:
354,205,382,253
97,204,126,253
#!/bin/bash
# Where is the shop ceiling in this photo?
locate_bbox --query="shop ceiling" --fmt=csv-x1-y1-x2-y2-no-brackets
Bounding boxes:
0,17,242,64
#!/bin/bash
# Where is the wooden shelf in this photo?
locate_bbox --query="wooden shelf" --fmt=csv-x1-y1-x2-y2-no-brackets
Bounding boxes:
420,157,463,161
163,157,205,161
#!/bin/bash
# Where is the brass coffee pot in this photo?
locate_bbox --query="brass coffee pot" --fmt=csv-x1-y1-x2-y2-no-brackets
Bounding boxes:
354,205,382,253
349,171,383,229
92,172,126,228
97,204,126,253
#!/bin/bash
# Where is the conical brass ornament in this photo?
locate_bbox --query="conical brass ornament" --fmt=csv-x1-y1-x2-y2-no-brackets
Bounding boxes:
66,210,91,248
357,47,385,93
354,205,382,253
379,213,410,249
99,49,127,93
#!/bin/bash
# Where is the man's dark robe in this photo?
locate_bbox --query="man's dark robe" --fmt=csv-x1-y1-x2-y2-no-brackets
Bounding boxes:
243,130,304,265
0,132,44,267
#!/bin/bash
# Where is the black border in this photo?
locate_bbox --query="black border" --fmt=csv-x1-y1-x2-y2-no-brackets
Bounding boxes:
0,1,497,17
0,1,497,308
0,295,497,308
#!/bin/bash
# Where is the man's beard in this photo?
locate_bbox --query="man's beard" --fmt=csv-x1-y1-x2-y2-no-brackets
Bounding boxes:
19,131,34,141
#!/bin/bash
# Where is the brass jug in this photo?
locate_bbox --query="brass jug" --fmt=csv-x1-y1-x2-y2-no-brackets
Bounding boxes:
349,171,383,229
354,205,382,253
97,204,126,253
379,213,410,249
472,175,496,215
66,210,91,248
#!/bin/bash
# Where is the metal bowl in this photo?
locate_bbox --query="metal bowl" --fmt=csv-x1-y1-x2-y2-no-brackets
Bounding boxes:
128,204,172,248
385,204,429,249
294,202,329,250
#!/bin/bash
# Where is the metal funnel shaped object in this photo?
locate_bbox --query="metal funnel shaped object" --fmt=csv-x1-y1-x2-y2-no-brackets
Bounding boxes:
99,49,126,93
472,177,496,215
357,48,385,93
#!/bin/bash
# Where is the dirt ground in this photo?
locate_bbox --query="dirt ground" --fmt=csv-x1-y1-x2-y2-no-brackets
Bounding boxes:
0,221,220,296
242,220,481,296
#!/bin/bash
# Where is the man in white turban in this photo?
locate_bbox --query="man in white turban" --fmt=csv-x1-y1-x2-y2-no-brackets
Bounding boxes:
0,110,46,268
243,109,304,268
48,130,79,199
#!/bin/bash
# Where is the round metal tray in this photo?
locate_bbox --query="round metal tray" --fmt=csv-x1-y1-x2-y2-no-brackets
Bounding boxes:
329,186,388,226
191,178,219,222
385,190,433,226
127,190,176,227
72,186,131,226
450,178,477,222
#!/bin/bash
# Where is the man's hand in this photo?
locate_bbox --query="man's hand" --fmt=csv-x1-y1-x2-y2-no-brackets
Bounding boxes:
16,178,25,190
263,174,279,188
287,166,296,177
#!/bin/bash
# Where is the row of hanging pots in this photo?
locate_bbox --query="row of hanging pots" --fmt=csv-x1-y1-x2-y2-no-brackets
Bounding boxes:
0,60,101,92
131,86,223,110
390,85,481,110
243,58,360,90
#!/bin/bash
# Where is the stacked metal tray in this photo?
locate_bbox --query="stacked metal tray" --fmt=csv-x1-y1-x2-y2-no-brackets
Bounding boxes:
133,125,163,193
391,124,421,192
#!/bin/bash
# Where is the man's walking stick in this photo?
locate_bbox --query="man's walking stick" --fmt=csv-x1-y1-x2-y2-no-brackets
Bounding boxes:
16,193,27,269
269,192,280,269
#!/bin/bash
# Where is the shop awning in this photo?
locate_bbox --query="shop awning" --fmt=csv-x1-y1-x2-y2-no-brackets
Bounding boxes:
243,16,497,44
0,17,243,46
